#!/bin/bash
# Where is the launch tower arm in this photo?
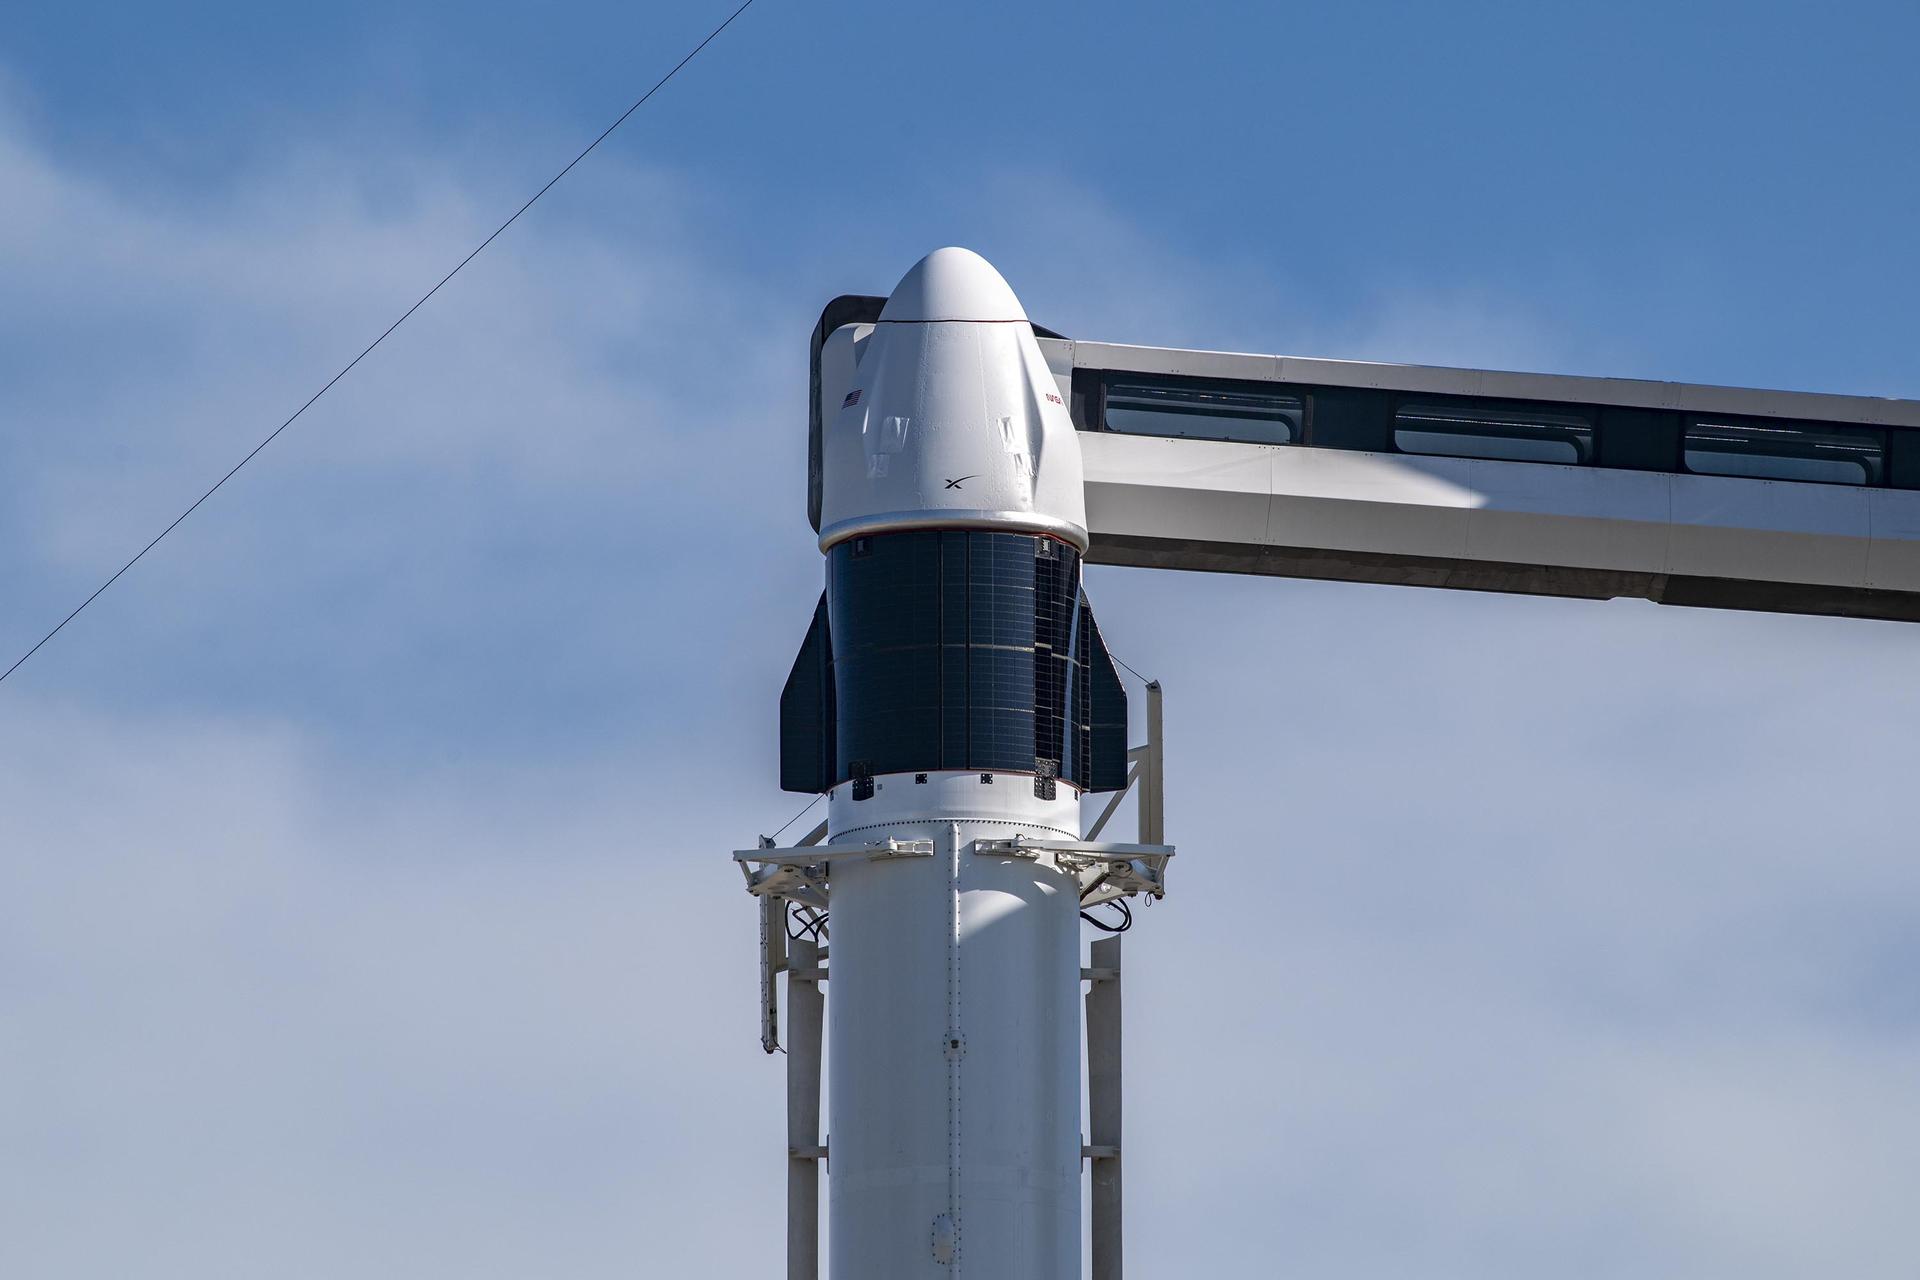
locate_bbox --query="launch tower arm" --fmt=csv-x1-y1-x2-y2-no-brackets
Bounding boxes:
815,306,1920,623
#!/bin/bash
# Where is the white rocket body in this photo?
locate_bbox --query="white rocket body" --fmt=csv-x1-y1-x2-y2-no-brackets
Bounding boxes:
814,249,1096,1277
826,778,1083,1277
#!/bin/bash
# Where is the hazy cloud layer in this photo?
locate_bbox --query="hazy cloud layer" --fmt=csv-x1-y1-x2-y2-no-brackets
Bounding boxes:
3,93,1918,1280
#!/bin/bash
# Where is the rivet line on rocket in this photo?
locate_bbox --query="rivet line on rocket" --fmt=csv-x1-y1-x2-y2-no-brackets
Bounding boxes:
946,820,964,1272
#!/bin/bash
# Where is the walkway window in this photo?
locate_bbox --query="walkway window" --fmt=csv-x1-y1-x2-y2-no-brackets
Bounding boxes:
1394,401,1593,465
1684,419,1884,486
1103,377,1302,445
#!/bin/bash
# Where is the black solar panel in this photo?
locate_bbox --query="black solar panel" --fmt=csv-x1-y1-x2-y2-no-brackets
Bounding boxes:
777,594,836,794
805,529,1127,794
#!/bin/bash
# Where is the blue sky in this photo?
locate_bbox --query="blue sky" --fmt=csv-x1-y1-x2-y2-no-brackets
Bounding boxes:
3,3,1919,1276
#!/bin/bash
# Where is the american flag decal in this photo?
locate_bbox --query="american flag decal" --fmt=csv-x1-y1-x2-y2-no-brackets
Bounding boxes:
842,388,863,408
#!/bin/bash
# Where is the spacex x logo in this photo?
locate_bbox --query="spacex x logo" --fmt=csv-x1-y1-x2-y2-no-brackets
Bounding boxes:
944,475,977,489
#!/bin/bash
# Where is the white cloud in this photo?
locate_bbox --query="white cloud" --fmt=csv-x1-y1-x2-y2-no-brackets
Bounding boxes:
3,100,1918,1280
0,106,795,559
0,700,784,1279
1095,567,1920,1278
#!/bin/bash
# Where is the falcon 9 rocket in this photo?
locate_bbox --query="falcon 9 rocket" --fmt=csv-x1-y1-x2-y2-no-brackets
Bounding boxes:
772,248,1138,1278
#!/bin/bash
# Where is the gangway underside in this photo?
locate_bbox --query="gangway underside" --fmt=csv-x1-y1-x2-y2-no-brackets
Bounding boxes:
1079,431,1920,622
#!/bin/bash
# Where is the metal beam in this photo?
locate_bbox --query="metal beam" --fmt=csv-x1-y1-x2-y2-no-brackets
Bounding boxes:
1140,682,1163,846
760,893,785,1054
787,938,825,1280
1085,529,1920,624
1078,431,1920,624
1084,759,1142,841
1086,936,1123,1279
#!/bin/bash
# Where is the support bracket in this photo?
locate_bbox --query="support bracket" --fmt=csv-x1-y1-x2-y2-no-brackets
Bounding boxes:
733,836,936,910
975,835,1173,907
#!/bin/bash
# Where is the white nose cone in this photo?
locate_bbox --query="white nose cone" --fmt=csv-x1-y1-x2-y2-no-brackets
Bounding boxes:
818,248,1089,551
876,246,1029,323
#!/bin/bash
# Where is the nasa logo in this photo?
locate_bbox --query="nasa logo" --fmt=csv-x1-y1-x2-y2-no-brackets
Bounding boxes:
1044,392,1063,405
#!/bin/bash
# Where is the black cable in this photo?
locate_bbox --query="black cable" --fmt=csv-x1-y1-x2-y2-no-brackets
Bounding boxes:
1108,649,1153,690
786,901,828,943
768,792,824,843
1080,899,1132,933
0,0,760,690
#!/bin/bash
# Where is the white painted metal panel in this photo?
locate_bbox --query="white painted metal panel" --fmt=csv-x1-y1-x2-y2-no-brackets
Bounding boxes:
818,324,871,424
1268,449,1477,560
1081,433,1271,547
1074,340,1283,384
1866,490,1920,592
1666,475,1870,587
1035,335,1075,408
827,774,1083,1280
1081,434,1920,613
1455,460,1672,572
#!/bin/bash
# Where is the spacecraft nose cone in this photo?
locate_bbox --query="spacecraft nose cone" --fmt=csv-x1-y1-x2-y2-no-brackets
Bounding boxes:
877,246,1029,324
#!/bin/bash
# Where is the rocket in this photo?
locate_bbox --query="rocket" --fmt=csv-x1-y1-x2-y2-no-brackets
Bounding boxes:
774,248,1138,1276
